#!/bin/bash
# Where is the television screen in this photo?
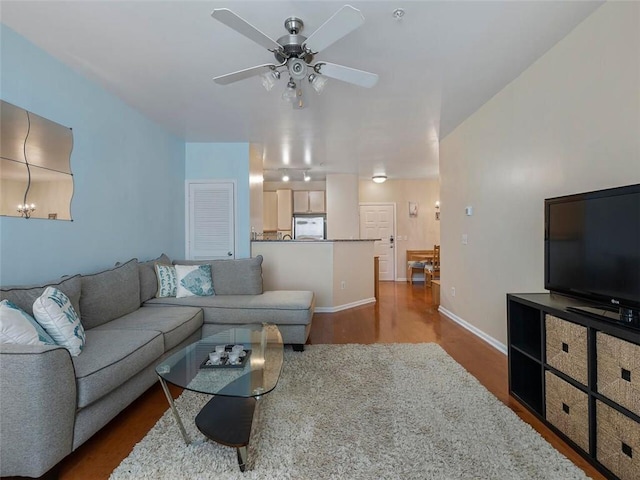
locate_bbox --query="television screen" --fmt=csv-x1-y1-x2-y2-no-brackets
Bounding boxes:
545,184,640,311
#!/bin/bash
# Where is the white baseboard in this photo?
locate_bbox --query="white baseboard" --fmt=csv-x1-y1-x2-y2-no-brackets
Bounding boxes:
315,297,377,313
438,306,507,355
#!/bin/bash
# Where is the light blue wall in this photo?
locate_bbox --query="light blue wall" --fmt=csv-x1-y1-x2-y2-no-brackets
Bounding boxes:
0,25,186,284
185,143,251,258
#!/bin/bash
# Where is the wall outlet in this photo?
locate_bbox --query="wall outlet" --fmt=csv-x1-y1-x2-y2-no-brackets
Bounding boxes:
461,234,468,245
341,280,346,290
451,287,456,297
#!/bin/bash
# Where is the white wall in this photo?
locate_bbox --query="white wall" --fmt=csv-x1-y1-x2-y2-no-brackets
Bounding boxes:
249,144,264,235
332,241,375,308
439,2,640,347
326,173,359,239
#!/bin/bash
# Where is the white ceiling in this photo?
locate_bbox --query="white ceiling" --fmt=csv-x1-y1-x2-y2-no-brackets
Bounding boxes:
1,1,603,182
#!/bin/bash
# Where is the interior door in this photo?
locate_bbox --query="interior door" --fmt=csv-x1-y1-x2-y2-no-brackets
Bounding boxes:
186,181,235,260
359,204,395,281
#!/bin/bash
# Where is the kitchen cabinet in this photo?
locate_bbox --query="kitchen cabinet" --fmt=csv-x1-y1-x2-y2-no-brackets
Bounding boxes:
276,189,292,230
263,191,277,231
293,190,325,213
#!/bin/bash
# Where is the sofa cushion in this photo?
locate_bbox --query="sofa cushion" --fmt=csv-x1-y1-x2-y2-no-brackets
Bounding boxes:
138,254,171,304
0,300,56,346
92,306,203,351
0,275,81,318
33,287,86,356
72,328,163,408
80,259,141,329
173,256,263,295
155,264,177,298
145,290,314,326
175,264,213,298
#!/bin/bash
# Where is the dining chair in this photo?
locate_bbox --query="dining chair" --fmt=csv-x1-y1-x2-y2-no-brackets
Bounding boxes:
424,245,440,288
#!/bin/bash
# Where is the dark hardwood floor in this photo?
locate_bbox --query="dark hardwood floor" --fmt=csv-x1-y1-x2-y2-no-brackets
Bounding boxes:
40,281,603,479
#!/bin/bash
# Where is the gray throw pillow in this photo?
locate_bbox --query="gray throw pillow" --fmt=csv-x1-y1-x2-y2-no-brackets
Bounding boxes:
172,256,263,295
0,275,82,318
80,258,140,329
138,254,171,303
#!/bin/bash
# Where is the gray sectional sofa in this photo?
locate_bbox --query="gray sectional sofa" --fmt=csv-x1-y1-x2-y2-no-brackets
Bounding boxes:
0,254,314,478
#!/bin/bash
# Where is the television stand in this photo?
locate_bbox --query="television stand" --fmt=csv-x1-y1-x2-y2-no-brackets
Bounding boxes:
566,305,640,330
507,293,640,480
566,305,619,321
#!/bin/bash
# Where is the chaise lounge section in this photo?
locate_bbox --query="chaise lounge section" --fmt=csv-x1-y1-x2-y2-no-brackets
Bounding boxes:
144,255,314,350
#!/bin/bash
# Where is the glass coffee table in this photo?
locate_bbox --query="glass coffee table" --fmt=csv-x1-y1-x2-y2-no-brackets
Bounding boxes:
155,324,283,471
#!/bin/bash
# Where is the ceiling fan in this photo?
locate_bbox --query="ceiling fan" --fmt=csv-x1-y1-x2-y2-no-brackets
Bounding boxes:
211,5,378,108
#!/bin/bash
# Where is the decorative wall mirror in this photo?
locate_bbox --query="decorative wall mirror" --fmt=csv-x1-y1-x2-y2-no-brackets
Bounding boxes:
0,100,74,220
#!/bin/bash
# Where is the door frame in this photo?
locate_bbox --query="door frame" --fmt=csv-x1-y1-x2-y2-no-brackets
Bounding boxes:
185,179,238,260
359,202,397,281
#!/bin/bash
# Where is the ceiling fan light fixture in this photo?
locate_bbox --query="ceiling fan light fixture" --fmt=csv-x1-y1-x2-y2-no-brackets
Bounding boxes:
372,174,387,184
309,73,328,94
282,79,297,101
260,70,280,91
288,58,308,81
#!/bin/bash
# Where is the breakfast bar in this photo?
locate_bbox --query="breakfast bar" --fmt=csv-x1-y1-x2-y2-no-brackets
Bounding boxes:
251,239,376,312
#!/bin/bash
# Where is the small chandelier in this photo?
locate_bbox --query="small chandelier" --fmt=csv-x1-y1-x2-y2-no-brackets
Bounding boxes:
261,59,330,109
17,203,36,219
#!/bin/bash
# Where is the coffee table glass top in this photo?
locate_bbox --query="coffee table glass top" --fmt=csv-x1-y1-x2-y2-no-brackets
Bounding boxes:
156,324,283,398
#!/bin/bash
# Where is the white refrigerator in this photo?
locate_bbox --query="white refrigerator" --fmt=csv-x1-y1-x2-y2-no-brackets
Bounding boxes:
292,215,326,240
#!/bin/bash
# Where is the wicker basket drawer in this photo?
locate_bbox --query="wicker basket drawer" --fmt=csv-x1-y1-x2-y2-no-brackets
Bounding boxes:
596,400,640,480
545,314,588,386
597,332,640,417
545,371,589,452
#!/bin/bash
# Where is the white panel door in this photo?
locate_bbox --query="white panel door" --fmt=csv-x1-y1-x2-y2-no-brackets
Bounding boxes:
359,204,395,281
186,181,235,260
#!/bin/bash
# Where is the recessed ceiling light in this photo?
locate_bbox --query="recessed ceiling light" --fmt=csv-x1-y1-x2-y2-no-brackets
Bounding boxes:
393,8,405,20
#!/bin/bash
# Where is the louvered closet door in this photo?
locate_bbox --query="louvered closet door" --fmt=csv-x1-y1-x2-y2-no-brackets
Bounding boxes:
186,181,235,260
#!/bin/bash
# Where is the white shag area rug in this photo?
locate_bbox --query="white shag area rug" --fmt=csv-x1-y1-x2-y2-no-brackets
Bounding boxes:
110,344,588,480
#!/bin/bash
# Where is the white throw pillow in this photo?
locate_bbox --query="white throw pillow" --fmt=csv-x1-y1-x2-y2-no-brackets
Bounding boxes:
175,264,214,298
155,264,177,297
0,299,56,346
32,287,86,356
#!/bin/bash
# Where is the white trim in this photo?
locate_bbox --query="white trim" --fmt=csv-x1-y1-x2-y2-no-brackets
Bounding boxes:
358,202,397,281
315,298,377,313
438,306,507,355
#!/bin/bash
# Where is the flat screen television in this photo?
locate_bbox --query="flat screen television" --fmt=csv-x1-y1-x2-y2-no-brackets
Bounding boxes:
544,183,640,328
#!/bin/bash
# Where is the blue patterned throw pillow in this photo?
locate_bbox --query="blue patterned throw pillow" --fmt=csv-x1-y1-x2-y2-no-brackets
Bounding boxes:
155,264,177,297
0,299,56,346
32,287,86,356
175,264,214,298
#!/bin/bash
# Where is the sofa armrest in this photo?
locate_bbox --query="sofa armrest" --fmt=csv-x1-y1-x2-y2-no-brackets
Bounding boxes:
0,344,77,477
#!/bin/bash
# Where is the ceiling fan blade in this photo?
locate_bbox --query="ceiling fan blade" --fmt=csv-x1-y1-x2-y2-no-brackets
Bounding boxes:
315,62,378,88
303,5,364,54
211,9,281,52
213,64,277,85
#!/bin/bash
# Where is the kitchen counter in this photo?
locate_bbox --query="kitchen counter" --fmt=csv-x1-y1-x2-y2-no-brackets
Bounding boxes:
251,240,376,312
251,239,377,242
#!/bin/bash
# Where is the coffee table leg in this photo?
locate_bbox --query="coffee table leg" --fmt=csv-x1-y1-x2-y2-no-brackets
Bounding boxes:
158,375,191,445
237,446,248,472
